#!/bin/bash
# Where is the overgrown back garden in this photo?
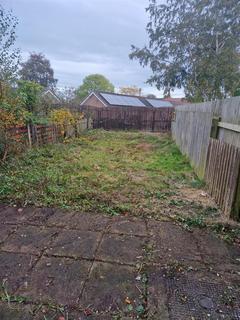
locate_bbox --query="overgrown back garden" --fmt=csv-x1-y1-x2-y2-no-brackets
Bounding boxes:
1,130,239,243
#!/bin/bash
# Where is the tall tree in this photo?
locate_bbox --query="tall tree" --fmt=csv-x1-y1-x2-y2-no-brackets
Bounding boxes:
17,80,43,113
0,5,20,82
130,0,240,102
146,94,156,99
19,53,57,89
56,86,76,103
119,86,141,96
76,74,114,101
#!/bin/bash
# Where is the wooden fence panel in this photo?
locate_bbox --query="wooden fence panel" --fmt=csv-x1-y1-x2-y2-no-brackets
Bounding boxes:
6,118,91,156
9,126,28,143
205,138,240,218
172,96,240,178
172,102,213,177
172,97,240,220
80,105,173,132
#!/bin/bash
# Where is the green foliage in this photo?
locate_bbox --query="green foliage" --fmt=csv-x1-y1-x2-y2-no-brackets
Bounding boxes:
17,80,43,113
76,74,114,101
130,0,240,101
0,82,29,160
143,135,191,176
19,53,57,89
1,280,27,304
177,215,207,229
0,5,20,81
190,178,206,189
234,87,240,97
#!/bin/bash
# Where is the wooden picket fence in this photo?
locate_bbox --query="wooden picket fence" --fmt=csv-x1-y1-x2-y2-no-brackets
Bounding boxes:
80,105,174,132
9,125,63,148
205,138,240,219
172,96,240,220
8,118,92,148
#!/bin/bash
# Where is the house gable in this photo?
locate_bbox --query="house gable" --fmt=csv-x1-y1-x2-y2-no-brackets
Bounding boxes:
80,92,107,108
80,91,183,108
41,89,60,104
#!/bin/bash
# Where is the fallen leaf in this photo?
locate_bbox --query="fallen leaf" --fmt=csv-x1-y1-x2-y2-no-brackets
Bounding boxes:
84,308,92,316
125,297,131,304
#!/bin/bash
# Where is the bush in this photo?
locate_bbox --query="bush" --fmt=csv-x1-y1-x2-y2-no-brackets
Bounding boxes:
0,82,28,160
49,108,84,137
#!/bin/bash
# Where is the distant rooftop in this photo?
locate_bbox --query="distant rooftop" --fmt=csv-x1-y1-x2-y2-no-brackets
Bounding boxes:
81,91,187,108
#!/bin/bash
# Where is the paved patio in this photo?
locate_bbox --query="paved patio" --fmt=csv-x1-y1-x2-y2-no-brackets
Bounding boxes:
0,206,239,319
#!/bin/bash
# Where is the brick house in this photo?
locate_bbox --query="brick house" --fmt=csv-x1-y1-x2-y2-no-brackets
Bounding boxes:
80,91,183,109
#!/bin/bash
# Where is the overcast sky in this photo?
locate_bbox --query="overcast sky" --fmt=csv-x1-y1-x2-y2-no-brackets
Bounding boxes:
2,0,183,97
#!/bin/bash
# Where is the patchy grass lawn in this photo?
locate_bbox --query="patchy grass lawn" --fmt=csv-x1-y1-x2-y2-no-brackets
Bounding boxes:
0,130,240,243
0,130,197,215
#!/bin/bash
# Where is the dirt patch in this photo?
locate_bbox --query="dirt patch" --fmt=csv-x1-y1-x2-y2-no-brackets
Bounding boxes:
178,187,217,208
136,143,153,152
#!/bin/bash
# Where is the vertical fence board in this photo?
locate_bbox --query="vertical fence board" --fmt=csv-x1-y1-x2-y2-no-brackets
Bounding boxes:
205,139,240,218
172,97,240,219
80,105,173,132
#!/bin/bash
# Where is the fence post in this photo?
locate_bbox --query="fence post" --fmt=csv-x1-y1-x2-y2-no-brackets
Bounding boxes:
35,126,39,146
210,117,221,139
152,110,156,132
231,163,240,221
87,116,89,129
27,124,32,148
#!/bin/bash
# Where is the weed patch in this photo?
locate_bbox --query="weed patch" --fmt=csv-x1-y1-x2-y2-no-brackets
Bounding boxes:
0,130,197,218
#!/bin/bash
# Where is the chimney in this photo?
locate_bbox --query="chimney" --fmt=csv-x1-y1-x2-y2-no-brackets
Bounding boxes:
139,88,142,96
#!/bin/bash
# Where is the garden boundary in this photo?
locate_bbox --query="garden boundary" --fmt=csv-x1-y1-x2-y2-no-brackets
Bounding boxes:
11,118,92,147
1,118,92,160
172,96,240,220
80,105,174,132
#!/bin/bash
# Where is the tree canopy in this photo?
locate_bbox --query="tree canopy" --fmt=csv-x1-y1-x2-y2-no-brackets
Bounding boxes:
56,86,76,103
0,5,20,82
17,80,43,114
119,86,141,96
130,0,240,102
76,74,114,101
19,53,57,89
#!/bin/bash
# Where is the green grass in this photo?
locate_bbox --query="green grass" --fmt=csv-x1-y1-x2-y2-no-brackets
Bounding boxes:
0,130,195,217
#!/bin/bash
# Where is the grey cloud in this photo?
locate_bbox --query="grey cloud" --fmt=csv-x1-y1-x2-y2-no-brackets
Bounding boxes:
2,0,183,97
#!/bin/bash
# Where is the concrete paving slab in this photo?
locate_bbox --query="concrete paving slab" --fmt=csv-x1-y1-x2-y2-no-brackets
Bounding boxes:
0,207,36,225
0,223,17,244
18,257,91,305
0,252,36,293
0,303,34,320
47,230,101,259
1,225,58,255
47,210,110,232
96,233,146,265
193,229,240,265
148,221,202,264
27,207,55,225
0,206,239,320
80,262,141,317
108,216,148,236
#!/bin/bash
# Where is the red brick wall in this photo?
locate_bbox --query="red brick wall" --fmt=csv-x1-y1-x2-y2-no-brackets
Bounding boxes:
83,95,105,108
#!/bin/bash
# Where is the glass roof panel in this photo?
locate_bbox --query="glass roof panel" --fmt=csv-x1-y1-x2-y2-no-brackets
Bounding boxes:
101,93,146,107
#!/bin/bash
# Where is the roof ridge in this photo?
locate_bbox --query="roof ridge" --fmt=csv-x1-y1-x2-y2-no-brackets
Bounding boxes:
85,91,175,108
96,90,166,101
